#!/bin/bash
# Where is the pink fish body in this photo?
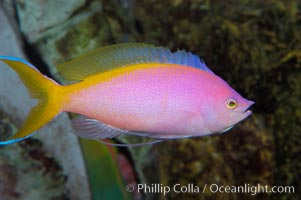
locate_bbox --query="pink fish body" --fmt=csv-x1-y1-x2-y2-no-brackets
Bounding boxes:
0,44,253,145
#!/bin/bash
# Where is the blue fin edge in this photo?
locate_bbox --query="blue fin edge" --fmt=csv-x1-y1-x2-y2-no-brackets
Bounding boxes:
0,56,37,69
0,132,37,145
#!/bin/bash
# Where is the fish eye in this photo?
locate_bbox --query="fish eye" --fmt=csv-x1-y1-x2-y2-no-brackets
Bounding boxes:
226,98,237,109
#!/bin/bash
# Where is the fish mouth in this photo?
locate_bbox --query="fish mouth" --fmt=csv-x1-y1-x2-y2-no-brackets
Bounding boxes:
239,100,255,121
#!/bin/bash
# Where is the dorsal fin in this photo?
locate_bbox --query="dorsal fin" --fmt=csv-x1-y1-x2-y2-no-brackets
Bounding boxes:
57,43,213,81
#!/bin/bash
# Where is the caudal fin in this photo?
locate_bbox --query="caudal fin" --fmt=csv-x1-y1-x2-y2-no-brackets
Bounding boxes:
0,56,62,145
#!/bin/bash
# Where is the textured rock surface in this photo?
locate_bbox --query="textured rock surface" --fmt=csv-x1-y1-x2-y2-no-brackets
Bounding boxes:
15,0,103,78
0,6,90,200
0,110,67,200
16,0,86,42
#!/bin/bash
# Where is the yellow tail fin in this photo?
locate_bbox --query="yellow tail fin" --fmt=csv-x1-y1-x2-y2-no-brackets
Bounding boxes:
0,56,62,145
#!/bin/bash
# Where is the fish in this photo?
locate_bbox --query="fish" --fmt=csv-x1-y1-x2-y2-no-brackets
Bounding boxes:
0,43,254,146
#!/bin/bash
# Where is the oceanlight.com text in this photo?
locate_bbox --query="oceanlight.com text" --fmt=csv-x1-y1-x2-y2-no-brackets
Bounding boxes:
209,183,294,196
125,183,295,196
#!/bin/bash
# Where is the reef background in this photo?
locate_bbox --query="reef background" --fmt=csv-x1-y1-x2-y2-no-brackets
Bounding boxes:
0,0,300,200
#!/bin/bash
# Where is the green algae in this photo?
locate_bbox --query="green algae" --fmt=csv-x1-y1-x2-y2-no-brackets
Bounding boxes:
55,12,115,62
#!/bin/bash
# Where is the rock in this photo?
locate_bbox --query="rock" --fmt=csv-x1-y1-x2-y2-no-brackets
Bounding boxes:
0,6,90,200
14,0,103,79
0,110,67,199
15,0,86,42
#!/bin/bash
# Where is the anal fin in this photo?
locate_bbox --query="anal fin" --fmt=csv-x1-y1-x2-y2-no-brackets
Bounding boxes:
72,115,163,147
72,115,125,140
98,138,163,147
